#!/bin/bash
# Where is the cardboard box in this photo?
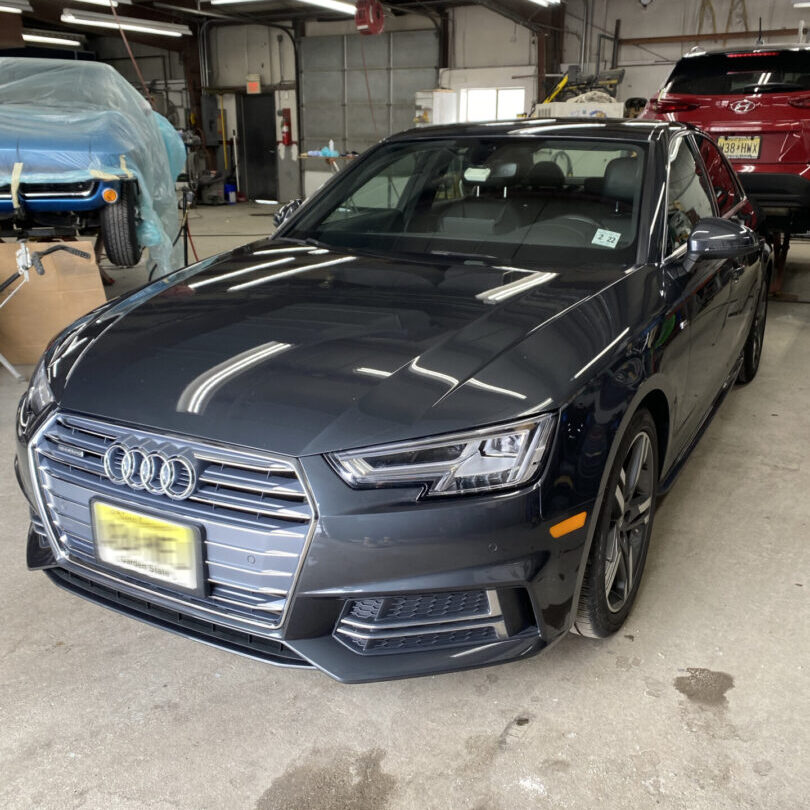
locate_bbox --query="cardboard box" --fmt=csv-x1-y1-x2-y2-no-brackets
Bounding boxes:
0,241,106,365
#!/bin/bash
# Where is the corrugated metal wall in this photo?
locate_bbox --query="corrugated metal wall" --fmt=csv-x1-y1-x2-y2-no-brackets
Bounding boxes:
300,30,439,154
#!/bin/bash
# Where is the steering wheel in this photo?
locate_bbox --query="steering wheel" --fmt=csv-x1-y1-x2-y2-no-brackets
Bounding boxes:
540,215,604,245
556,214,602,229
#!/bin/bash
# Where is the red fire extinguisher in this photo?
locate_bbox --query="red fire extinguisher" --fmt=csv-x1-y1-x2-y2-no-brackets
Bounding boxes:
279,108,293,146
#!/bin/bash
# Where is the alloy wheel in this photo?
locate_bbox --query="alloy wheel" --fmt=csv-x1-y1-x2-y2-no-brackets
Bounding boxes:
604,430,655,613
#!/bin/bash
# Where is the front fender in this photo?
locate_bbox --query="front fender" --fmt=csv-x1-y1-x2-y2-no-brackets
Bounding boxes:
543,364,675,634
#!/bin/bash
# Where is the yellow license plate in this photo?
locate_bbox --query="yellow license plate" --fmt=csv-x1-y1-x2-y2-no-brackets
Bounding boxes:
717,135,761,160
92,501,201,592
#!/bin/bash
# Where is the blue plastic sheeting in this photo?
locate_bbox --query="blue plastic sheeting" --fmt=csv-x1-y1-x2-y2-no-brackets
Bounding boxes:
0,58,185,272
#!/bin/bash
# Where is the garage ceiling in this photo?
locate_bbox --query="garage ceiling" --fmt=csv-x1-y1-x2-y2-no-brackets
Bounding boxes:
12,0,562,44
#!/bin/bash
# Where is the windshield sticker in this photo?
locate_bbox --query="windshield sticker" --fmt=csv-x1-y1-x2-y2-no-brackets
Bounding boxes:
592,228,621,249
464,166,491,183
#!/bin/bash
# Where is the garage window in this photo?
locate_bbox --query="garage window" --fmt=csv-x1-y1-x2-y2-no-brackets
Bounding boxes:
459,87,526,122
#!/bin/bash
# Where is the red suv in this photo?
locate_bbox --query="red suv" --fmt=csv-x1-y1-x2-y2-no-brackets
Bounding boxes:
642,45,810,283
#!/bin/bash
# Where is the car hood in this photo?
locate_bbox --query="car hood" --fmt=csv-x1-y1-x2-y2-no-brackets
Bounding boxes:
58,243,631,456
0,107,133,178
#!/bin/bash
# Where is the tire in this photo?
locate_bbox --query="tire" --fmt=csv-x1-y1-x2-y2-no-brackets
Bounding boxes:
572,410,659,638
100,183,142,267
736,273,769,385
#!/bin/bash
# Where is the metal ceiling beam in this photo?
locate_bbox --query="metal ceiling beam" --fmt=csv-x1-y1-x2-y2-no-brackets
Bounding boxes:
620,27,801,47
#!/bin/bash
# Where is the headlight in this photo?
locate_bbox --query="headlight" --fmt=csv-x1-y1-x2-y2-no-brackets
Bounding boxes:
18,359,55,434
329,415,555,497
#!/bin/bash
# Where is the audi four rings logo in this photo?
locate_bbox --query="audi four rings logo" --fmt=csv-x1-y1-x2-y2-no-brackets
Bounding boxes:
103,443,197,500
730,99,755,114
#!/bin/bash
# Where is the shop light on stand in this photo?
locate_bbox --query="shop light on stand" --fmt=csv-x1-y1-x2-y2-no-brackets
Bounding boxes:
60,9,192,36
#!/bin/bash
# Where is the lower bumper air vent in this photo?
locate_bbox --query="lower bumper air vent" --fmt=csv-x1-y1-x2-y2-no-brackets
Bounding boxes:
334,589,519,655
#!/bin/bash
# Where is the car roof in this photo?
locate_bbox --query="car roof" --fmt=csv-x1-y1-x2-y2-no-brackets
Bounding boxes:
390,117,685,142
681,43,810,58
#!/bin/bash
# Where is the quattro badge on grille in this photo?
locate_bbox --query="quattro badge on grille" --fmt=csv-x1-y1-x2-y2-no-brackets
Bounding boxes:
103,442,198,500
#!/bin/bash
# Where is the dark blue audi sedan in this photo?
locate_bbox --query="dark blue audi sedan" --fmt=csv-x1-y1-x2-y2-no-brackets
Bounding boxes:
16,119,769,682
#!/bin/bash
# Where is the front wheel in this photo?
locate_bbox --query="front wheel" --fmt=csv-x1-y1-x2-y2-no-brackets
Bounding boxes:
572,410,659,638
100,183,142,267
736,274,768,385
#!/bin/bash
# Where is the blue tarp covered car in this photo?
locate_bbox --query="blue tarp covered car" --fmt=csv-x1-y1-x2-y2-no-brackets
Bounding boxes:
0,58,185,272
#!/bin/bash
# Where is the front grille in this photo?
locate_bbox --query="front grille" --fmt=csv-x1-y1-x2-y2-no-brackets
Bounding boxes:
334,589,508,655
0,180,97,199
32,412,314,629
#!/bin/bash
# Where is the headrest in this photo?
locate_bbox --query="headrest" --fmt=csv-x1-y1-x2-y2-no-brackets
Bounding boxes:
603,157,641,204
464,159,520,187
527,161,565,189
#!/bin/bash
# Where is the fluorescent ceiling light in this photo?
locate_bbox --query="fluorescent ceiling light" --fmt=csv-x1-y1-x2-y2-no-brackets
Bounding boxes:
22,32,82,46
73,0,132,7
297,0,356,14
177,342,292,415
228,255,356,292
60,9,191,36
526,0,561,5
210,0,354,11
356,367,393,378
188,256,296,290
0,0,32,13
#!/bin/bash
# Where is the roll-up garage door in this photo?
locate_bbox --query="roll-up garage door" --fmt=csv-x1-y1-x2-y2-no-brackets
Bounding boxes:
300,30,439,155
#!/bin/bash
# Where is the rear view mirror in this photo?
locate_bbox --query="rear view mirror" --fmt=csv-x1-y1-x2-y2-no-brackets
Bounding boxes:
687,217,757,261
273,198,303,228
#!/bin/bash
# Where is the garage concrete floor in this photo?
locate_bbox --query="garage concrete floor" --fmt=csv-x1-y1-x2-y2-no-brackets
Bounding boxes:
1,206,808,809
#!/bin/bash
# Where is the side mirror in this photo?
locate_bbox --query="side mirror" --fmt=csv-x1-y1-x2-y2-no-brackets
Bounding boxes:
687,217,757,262
273,198,303,228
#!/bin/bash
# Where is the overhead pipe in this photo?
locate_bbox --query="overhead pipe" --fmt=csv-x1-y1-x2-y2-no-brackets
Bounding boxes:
579,0,588,70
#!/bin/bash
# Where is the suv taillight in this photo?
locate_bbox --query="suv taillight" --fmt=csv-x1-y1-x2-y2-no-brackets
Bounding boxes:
788,96,810,109
648,98,700,113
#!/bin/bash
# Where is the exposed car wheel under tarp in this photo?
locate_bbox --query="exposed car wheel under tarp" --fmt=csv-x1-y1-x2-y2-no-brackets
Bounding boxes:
0,58,185,274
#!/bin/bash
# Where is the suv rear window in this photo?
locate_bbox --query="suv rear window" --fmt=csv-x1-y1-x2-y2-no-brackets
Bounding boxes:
667,50,810,95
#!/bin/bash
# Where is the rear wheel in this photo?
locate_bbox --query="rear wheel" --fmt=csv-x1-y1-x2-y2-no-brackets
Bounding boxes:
100,183,142,267
573,410,658,638
736,274,768,385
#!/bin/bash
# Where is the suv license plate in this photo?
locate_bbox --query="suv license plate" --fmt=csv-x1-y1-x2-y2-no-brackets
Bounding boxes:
717,135,761,160
92,500,202,593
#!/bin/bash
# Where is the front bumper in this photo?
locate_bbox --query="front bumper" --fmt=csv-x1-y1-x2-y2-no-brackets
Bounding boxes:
17,412,592,683
0,178,127,236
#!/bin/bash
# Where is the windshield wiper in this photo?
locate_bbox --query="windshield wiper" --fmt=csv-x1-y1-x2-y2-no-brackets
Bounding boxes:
428,249,498,263
275,235,334,251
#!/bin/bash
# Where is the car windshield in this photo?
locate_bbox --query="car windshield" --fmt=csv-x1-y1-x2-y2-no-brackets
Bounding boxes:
666,50,810,95
285,137,646,269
